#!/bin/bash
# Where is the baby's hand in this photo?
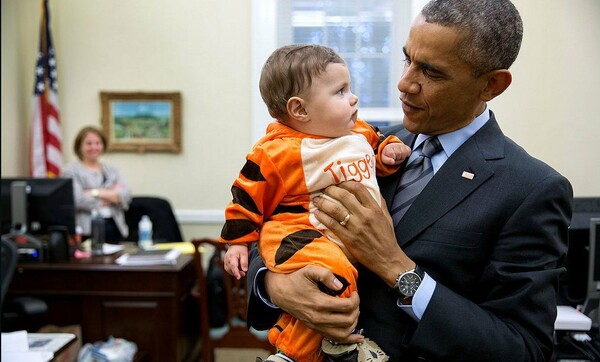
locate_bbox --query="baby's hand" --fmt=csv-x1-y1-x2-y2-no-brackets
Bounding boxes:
381,142,411,165
224,244,249,280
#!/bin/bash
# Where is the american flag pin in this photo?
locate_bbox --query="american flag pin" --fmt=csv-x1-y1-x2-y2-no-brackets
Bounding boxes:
462,171,475,180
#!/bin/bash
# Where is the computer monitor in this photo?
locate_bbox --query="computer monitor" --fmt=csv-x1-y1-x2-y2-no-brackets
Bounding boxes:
583,218,600,320
587,219,600,293
0,178,76,237
559,197,600,306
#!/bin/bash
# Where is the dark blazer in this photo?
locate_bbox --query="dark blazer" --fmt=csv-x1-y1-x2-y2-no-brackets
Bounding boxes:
248,112,572,361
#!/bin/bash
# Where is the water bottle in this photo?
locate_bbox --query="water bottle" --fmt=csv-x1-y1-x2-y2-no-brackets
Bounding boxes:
91,210,105,255
138,215,153,249
75,225,83,246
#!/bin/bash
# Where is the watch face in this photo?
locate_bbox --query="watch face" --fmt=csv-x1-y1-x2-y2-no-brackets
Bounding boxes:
398,271,421,297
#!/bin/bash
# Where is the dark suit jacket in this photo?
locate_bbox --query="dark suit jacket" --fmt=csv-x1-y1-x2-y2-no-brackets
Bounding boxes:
248,112,572,361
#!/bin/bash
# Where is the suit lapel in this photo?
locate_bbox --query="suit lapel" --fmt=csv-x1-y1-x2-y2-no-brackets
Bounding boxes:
392,116,506,247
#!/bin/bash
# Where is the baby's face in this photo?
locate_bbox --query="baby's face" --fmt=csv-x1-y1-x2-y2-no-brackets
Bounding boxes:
300,63,359,138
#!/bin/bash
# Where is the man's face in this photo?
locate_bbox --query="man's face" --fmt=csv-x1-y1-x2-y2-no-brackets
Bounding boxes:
398,15,489,135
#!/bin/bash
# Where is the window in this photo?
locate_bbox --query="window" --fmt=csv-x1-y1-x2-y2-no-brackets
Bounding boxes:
251,0,425,142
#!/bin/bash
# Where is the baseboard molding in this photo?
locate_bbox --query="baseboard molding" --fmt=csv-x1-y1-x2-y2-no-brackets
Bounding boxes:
174,209,224,225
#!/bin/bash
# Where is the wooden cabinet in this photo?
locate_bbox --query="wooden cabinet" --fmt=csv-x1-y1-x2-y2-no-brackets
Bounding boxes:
7,252,199,361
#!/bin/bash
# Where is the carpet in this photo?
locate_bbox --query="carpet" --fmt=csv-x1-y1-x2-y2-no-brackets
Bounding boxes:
215,347,271,362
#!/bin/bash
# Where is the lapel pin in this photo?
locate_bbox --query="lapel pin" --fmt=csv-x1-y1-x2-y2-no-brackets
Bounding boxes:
462,171,475,180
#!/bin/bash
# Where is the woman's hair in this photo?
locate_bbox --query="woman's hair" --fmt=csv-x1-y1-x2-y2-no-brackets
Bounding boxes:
422,0,523,76
73,126,107,160
259,44,345,120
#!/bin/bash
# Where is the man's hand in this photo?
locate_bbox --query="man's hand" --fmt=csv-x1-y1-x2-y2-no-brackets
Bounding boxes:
265,265,364,344
313,181,414,287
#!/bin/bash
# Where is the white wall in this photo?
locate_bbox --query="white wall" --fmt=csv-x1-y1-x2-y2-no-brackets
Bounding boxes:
490,0,600,197
2,0,254,240
2,0,599,241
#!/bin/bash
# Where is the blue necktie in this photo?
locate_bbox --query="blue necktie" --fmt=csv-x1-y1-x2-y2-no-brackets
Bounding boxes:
391,136,443,226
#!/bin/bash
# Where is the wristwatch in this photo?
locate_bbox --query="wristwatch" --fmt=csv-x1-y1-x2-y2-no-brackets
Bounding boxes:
395,266,425,299
91,189,100,198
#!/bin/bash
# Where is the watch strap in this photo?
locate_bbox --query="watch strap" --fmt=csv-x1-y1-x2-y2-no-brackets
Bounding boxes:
414,265,425,279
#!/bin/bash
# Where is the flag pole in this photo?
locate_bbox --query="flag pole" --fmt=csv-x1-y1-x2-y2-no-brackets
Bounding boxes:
30,0,62,178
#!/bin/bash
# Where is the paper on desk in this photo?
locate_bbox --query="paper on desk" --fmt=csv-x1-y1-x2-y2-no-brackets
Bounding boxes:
115,248,181,265
152,241,196,254
1,330,53,362
103,243,125,255
29,333,76,353
2,330,28,352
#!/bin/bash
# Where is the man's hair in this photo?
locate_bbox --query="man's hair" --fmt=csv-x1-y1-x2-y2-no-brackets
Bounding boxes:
259,44,345,120
422,0,523,76
73,126,106,160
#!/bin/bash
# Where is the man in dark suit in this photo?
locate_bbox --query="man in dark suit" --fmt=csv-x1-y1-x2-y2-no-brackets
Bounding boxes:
247,0,573,360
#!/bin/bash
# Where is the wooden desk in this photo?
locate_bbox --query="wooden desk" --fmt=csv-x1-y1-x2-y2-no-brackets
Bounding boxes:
7,250,198,362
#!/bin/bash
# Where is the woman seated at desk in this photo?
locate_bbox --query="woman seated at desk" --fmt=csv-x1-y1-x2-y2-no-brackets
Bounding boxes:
62,126,132,242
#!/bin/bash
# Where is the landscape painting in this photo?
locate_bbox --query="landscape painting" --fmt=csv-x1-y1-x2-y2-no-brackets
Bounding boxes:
101,91,181,153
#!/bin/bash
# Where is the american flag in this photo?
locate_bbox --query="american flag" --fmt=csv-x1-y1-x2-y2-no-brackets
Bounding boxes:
30,0,62,177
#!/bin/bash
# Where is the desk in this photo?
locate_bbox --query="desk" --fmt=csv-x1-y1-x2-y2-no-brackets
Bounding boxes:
7,250,198,362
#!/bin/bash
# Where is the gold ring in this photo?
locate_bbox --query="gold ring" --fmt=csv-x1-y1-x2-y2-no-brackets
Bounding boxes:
339,213,351,226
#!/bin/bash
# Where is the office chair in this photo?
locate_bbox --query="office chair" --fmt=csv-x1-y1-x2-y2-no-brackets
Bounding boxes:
1,237,48,332
1,238,17,308
125,196,184,243
190,238,273,362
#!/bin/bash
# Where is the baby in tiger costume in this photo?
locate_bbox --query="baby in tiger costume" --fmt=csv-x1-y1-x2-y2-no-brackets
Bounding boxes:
219,44,410,362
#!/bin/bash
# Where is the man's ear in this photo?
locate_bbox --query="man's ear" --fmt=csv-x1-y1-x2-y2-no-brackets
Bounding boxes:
480,69,512,102
287,97,309,122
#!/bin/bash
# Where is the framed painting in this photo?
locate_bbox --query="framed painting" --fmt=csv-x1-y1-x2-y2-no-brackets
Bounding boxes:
100,91,182,153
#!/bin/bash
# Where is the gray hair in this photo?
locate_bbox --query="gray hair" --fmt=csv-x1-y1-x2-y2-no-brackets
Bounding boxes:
422,0,523,76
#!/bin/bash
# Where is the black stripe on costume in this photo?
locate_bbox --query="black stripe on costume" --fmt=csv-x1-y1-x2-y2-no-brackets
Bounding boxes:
220,219,258,241
272,204,307,216
240,160,266,181
274,229,323,266
231,186,262,215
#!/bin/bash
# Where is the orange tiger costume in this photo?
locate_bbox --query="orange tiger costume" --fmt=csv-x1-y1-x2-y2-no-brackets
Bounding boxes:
219,119,400,362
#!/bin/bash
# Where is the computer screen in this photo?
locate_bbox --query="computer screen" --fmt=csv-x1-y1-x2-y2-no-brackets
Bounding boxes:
0,178,76,237
587,218,600,297
559,197,600,306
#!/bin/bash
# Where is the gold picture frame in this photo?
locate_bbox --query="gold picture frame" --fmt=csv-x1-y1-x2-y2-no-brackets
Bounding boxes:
100,91,182,153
